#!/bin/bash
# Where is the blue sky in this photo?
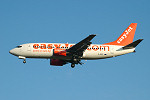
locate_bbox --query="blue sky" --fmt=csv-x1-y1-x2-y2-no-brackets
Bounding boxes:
0,0,149,100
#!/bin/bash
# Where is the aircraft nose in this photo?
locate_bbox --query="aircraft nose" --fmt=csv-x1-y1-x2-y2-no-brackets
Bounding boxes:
9,49,15,54
9,48,21,56
9,48,19,56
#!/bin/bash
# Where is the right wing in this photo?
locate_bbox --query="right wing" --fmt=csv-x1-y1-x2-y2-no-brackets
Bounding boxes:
67,34,96,57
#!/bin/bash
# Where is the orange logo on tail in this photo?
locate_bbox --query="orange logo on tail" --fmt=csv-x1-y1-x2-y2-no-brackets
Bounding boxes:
104,23,137,46
117,27,133,44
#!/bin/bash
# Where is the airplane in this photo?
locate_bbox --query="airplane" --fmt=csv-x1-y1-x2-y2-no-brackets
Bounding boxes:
9,23,143,68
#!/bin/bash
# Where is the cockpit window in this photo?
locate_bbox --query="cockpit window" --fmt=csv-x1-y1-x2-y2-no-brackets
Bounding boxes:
16,46,22,48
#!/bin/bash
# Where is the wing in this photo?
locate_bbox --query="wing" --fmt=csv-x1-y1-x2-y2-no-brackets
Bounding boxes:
67,34,96,57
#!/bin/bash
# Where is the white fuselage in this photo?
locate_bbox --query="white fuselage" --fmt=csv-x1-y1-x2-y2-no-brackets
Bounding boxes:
9,23,141,67
9,43,135,60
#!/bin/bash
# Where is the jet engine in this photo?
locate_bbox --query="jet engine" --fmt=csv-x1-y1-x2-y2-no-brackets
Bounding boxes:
50,59,66,66
53,49,67,56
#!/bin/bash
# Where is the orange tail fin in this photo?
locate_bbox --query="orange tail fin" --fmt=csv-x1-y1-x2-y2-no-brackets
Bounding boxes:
104,23,137,46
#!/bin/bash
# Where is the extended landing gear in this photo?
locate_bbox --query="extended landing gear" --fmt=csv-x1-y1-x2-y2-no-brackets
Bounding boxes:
18,56,26,64
71,63,75,68
23,59,26,64
70,58,85,68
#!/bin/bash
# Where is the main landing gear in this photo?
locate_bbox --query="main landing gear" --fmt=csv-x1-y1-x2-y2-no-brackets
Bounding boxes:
70,59,84,68
71,63,75,68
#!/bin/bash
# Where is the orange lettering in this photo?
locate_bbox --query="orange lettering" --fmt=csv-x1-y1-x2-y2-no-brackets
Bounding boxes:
54,44,61,49
92,45,99,51
69,45,73,48
87,46,91,51
100,46,109,51
65,44,69,48
47,44,53,49
33,44,39,49
40,44,46,49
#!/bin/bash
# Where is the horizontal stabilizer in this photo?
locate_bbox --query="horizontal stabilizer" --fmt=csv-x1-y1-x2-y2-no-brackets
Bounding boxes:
117,39,143,51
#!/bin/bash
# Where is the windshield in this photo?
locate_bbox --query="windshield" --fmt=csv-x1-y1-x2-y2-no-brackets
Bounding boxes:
16,46,22,48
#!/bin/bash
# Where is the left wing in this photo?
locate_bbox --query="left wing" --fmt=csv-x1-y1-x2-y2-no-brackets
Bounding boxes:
67,34,96,57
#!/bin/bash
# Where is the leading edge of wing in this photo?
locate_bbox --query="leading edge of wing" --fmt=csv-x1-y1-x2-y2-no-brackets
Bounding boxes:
67,34,96,53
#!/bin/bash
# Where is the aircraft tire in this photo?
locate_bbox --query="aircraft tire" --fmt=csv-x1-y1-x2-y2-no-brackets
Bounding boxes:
23,60,26,64
71,64,75,68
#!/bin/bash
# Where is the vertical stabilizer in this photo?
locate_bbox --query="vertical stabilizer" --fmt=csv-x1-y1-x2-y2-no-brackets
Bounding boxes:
104,23,137,46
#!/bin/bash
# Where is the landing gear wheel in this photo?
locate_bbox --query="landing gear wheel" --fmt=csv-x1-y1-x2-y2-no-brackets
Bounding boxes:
23,60,26,64
71,64,75,68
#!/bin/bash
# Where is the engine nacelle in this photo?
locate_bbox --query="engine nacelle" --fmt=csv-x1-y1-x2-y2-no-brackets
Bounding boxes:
53,49,67,56
50,59,66,66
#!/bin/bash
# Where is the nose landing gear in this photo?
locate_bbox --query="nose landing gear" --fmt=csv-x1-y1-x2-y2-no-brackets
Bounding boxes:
23,59,26,64
18,56,26,64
